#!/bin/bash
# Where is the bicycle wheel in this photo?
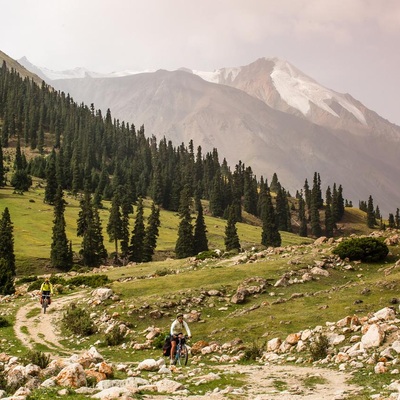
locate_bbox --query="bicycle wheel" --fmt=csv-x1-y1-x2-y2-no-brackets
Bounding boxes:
175,345,181,366
182,344,188,366
42,298,48,314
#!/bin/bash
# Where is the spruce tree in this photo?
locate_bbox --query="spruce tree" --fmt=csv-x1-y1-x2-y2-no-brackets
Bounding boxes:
107,190,123,262
0,207,15,294
0,141,5,186
129,197,146,262
224,205,240,251
298,193,308,237
193,199,208,254
324,186,334,238
143,202,161,262
44,150,58,204
50,186,73,270
367,195,376,228
175,186,194,259
261,189,281,247
396,208,400,229
77,192,107,267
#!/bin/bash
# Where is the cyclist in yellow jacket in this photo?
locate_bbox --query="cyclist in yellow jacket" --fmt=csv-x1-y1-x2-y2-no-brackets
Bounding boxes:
40,277,54,305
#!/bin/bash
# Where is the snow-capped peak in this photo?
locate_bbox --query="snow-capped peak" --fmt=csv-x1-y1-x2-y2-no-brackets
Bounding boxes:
270,59,367,125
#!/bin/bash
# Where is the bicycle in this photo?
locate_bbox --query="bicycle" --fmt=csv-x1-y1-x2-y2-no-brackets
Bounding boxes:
41,294,51,314
174,335,189,366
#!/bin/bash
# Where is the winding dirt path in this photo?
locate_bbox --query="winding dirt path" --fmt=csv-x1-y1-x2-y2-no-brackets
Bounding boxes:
14,292,86,353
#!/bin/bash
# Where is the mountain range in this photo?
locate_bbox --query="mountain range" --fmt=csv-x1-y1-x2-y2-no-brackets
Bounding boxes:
3,51,400,215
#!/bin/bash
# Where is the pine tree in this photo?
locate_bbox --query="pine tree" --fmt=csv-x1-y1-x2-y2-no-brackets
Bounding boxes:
224,205,240,251
310,194,322,238
367,195,376,228
77,192,107,267
0,141,5,186
261,189,281,247
395,208,400,229
388,213,395,228
44,149,58,204
129,197,146,262
324,186,334,238
193,199,208,254
50,186,73,270
0,207,15,295
175,186,194,259
107,190,123,262
143,202,161,262
298,193,308,237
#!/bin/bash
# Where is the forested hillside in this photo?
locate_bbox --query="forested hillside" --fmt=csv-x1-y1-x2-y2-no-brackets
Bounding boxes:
0,60,396,271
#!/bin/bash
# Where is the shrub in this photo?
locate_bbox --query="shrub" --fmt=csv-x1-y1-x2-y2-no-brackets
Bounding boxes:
17,275,38,284
332,237,389,262
61,304,96,336
153,332,169,349
68,275,110,288
310,334,329,361
104,325,125,346
195,250,221,261
22,350,51,369
28,276,67,291
241,341,266,362
0,316,11,328
155,268,173,276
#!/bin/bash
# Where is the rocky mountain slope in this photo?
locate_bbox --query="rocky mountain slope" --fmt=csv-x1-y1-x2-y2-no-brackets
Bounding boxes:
10,53,400,214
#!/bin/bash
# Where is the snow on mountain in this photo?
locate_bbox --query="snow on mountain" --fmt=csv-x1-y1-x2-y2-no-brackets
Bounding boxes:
18,57,152,80
270,59,367,125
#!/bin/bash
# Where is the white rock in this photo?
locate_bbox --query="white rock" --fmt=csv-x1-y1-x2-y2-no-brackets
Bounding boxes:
361,324,385,349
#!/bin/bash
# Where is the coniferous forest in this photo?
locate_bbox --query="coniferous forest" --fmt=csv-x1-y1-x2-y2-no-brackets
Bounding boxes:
1,61,399,274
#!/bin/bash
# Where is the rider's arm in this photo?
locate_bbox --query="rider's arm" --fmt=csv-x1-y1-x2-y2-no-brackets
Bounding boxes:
183,321,191,337
50,284,54,294
170,320,177,336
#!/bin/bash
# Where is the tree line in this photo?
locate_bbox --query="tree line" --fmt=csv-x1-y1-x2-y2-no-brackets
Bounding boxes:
1,60,398,289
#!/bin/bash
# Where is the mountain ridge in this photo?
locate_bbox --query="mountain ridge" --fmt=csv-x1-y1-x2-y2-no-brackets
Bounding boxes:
11,53,400,214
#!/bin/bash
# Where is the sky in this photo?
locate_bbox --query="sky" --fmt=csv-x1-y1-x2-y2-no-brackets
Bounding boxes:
1,0,399,125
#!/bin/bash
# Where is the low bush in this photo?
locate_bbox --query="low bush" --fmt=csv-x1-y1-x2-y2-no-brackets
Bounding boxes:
310,334,329,361
17,275,38,284
68,275,110,288
104,325,125,346
28,276,67,291
241,341,266,362
195,250,221,261
61,304,96,336
0,316,11,328
332,237,389,262
22,350,51,369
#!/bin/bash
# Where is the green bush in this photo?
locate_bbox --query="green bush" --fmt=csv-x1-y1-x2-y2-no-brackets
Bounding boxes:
332,237,389,262
153,332,169,349
22,350,51,369
0,316,11,328
310,334,329,361
104,325,125,346
240,341,266,362
17,275,38,284
68,275,110,288
61,304,96,336
195,250,221,261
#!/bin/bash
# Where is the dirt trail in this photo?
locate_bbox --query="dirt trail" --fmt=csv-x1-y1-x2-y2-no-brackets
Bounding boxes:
14,292,86,353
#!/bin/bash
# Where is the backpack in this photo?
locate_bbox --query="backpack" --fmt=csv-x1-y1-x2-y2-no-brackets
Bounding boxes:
162,335,171,357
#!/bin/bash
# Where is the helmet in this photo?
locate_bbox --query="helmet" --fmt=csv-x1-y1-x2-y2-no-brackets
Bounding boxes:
176,313,183,319
45,277,50,282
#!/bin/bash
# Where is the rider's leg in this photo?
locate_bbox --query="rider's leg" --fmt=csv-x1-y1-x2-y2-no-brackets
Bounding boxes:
170,340,177,364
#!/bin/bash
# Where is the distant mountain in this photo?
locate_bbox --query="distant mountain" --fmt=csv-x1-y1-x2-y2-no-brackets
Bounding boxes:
17,56,400,214
0,51,43,85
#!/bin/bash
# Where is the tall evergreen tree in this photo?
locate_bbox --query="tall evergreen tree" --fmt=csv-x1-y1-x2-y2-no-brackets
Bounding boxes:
325,186,335,238
193,198,208,254
129,197,146,262
77,192,107,267
143,202,161,262
261,189,281,247
50,186,73,270
224,205,240,251
0,207,15,294
298,193,308,237
175,186,194,259
388,213,395,228
0,141,5,186
107,190,124,262
367,195,376,228
395,208,400,229
310,193,322,238
44,149,58,204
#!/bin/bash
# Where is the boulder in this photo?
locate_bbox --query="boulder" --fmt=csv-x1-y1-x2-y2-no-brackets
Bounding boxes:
56,363,87,388
361,324,385,349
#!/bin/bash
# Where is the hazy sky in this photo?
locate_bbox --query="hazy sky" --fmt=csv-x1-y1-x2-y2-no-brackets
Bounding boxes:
1,0,399,125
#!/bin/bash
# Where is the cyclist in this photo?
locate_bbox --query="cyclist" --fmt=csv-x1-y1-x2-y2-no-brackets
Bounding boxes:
40,277,54,306
170,313,191,364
